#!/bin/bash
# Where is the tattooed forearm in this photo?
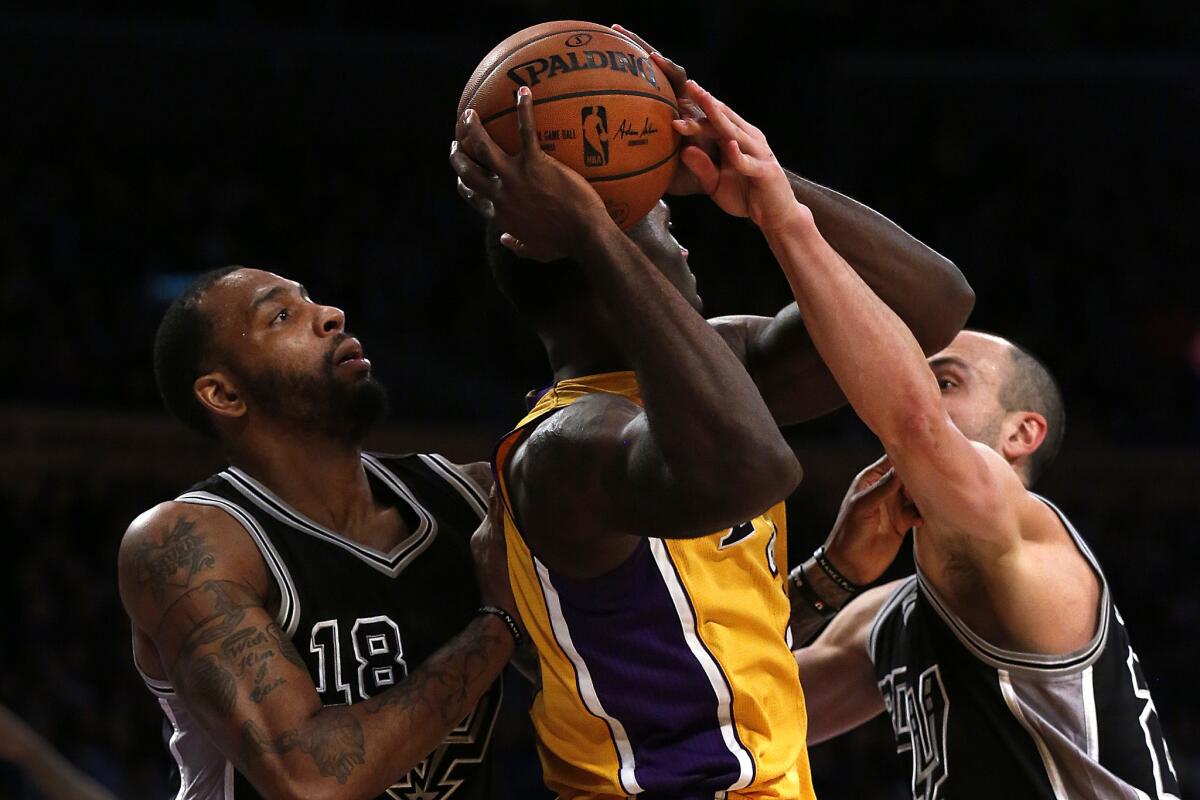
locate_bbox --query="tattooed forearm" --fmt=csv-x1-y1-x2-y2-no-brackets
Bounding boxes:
364,617,508,727
133,518,216,602
242,709,366,785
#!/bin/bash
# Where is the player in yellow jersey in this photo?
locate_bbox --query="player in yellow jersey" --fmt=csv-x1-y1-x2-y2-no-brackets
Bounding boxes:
451,28,973,799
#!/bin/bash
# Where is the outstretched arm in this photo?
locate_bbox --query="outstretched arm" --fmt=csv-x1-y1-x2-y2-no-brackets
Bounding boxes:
452,87,799,555
119,501,516,800
712,168,973,425
611,26,973,425
686,83,1100,655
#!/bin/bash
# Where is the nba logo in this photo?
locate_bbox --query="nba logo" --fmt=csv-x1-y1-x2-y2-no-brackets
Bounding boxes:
581,106,609,167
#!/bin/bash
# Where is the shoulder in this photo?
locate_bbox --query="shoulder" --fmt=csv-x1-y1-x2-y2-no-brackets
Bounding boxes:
511,394,641,470
449,460,493,496
118,500,270,628
119,500,250,564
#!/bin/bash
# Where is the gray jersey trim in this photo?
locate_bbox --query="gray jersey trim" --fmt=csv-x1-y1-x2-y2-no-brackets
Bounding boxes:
998,666,1161,800
176,490,300,636
914,494,1111,674
221,457,437,578
867,576,919,664
158,694,232,800
420,454,488,518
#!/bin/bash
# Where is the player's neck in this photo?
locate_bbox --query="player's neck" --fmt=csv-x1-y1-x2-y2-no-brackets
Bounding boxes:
228,427,378,535
541,323,628,382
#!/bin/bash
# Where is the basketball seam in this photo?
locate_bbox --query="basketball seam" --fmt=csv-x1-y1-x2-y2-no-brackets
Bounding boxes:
586,145,682,184
461,26,644,110
479,89,679,126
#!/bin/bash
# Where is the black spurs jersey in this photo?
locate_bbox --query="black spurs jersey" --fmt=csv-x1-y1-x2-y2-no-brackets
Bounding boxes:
868,495,1179,800
134,452,502,800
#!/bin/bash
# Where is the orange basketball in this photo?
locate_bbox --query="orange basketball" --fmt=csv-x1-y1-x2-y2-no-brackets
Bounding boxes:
459,20,680,230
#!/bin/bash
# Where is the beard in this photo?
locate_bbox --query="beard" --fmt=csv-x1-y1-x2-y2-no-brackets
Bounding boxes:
237,346,388,444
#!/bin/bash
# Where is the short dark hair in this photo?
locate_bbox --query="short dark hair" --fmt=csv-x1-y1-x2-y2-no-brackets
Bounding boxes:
484,221,587,321
998,342,1065,484
153,266,242,439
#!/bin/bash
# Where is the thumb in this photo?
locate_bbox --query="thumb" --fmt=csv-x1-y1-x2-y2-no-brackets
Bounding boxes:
857,467,902,502
515,85,539,154
680,145,719,194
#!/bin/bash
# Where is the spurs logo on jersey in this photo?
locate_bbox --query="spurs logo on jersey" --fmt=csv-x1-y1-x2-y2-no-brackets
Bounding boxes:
868,496,1181,800
386,681,501,800
878,665,950,800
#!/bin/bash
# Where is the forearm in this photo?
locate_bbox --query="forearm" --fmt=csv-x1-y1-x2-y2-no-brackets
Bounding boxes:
242,615,512,799
573,221,794,480
764,210,941,445
786,171,973,349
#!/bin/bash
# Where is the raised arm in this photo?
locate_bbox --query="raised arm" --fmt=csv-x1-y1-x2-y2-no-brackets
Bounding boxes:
611,26,973,425
713,169,973,425
682,80,1026,541
118,501,515,800
452,87,799,551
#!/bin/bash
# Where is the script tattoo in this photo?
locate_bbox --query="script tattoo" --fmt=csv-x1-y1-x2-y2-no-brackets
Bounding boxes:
167,581,295,715
222,626,286,704
242,709,366,784
135,518,216,601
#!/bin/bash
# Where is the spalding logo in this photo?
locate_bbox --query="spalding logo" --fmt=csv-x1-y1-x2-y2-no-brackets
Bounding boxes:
506,50,660,90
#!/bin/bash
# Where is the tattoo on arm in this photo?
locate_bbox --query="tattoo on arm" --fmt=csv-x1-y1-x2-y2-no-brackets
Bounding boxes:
186,654,238,716
363,617,505,727
133,518,216,602
166,581,301,714
241,709,366,785
268,622,308,670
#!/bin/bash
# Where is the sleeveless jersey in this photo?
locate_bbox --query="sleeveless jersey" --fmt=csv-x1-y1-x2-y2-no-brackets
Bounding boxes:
134,452,502,800
493,372,814,800
868,495,1180,800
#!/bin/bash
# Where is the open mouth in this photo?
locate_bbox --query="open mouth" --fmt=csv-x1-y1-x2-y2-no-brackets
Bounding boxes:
333,337,368,366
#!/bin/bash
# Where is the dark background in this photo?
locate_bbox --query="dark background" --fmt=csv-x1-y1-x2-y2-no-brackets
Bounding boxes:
1,2,1197,797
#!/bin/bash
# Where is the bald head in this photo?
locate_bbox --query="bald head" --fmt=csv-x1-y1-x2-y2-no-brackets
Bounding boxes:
928,330,1065,485
996,339,1065,483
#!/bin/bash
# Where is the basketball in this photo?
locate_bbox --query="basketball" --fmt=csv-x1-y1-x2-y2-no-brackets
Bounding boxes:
458,20,680,229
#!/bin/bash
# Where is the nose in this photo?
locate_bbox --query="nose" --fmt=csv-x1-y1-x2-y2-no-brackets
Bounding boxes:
316,304,345,336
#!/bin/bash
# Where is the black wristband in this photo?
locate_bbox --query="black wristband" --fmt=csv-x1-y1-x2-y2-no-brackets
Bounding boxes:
813,546,861,595
476,605,523,645
787,567,839,621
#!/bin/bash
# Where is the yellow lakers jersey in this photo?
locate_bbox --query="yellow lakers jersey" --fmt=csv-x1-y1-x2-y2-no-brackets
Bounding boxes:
493,372,815,800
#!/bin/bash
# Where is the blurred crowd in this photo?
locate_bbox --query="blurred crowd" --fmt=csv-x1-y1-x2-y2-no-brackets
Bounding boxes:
1,3,1197,797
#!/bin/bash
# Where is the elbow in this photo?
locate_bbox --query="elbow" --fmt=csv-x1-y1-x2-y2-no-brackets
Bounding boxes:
878,388,947,456
698,432,801,520
918,257,975,354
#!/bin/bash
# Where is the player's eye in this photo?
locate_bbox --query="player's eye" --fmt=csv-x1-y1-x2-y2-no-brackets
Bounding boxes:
937,377,957,390
272,308,290,325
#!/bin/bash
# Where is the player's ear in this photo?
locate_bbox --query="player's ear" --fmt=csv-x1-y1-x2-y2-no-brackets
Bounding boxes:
1000,410,1047,464
195,370,247,421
